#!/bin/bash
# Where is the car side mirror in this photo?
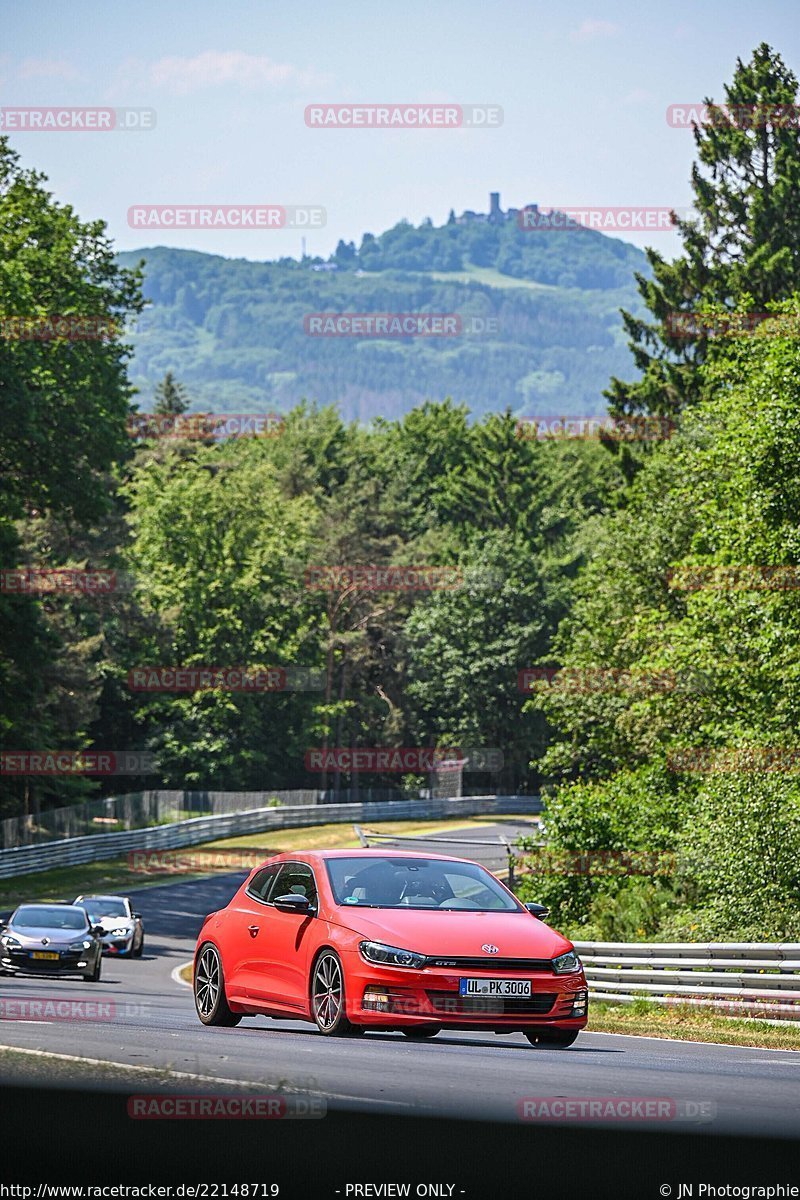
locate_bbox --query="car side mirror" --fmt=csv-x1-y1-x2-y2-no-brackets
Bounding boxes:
525,902,550,920
273,894,313,915
132,913,142,921
92,925,105,937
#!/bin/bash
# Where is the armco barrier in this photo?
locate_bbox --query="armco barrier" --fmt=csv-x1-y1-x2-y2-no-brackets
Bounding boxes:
574,941,800,1021
0,795,541,880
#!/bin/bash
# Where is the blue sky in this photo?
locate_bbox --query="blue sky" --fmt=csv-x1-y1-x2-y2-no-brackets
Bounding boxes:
2,0,798,262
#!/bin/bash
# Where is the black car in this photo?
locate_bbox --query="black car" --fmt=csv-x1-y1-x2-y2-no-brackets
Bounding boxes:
0,903,104,981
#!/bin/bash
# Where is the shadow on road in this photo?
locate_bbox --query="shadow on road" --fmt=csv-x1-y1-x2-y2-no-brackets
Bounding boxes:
129,873,247,939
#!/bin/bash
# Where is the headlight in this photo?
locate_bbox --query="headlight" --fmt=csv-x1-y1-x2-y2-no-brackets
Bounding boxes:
359,941,427,969
69,940,92,951
111,927,130,937
1,935,22,949
552,951,581,974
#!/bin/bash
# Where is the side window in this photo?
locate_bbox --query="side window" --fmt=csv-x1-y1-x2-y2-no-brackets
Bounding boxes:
271,863,317,906
246,865,280,902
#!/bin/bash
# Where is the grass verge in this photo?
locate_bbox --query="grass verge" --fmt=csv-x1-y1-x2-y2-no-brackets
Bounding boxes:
589,1000,800,1050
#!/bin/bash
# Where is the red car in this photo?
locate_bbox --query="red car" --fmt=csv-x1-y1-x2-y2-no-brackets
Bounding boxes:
193,849,588,1047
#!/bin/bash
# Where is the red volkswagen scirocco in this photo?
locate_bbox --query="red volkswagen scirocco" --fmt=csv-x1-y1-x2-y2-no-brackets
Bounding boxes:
193,849,588,1047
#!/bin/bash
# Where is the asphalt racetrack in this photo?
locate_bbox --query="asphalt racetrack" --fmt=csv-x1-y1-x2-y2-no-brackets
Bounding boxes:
1,823,799,1142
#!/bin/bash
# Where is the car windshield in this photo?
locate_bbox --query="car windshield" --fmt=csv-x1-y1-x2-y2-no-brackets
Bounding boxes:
82,898,127,919
326,857,521,912
13,906,88,930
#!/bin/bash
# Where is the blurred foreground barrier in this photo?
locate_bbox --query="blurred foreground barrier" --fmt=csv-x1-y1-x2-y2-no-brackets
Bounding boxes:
574,941,800,1022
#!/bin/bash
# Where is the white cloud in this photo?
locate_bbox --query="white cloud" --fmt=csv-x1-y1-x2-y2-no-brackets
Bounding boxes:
572,19,621,41
145,51,319,95
16,57,80,81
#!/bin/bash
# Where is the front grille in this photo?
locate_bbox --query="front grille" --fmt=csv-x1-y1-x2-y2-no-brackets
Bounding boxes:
424,957,553,972
17,958,78,970
426,990,557,1016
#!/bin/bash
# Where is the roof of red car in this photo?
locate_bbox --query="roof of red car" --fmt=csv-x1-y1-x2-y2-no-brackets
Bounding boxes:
276,848,478,864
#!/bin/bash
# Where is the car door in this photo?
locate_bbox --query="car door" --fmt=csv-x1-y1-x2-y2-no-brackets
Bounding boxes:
245,861,318,1011
222,864,281,998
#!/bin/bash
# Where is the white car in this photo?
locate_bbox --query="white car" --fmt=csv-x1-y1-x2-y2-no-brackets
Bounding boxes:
74,894,144,958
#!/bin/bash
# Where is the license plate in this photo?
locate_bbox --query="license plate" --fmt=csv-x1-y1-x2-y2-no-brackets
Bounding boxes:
459,977,532,997
31,951,59,961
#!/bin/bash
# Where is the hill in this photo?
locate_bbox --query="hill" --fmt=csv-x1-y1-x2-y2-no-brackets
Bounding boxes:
117,195,649,421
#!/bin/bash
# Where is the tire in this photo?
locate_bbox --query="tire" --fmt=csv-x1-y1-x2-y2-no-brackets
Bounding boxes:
524,1028,580,1048
133,932,144,958
310,951,360,1037
84,955,101,983
194,942,242,1027
401,1025,441,1040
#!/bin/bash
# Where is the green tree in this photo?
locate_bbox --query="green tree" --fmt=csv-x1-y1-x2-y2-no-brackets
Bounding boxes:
527,307,800,938
0,138,142,815
607,44,800,419
152,370,190,417
123,438,319,789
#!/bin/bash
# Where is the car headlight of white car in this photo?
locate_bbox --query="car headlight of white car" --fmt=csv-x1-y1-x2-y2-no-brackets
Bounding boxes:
110,926,131,937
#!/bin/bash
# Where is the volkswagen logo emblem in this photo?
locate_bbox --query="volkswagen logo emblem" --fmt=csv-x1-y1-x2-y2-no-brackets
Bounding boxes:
41,937,50,945
481,944,499,954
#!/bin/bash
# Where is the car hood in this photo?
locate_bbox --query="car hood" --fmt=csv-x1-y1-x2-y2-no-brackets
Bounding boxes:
332,907,572,958
93,917,132,931
7,926,89,946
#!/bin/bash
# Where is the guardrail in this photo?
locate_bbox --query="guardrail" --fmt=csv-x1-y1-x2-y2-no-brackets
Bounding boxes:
0,794,541,881
354,824,527,882
0,787,418,849
574,941,800,1021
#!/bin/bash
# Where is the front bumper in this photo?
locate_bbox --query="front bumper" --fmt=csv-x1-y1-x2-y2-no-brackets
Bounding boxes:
343,954,589,1032
1,948,94,976
100,932,134,955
